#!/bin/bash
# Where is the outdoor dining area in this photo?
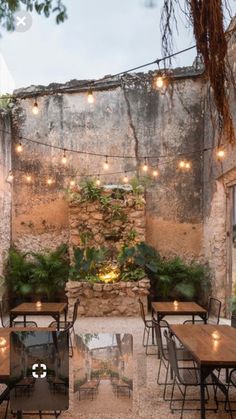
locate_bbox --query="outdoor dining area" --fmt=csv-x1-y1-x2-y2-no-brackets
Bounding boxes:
138,296,236,419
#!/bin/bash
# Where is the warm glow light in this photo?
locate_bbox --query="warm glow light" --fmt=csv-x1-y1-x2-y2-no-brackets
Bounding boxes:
179,160,185,169
155,76,164,89
100,266,120,283
185,162,191,170
16,143,23,153
103,157,109,170
87,90,94,104
7,171,14,182
217,149,225,160
143,158,148,172
123,173,128,183
173,300,179,307
61,150,67,165
69,179,76,187
152,170,159,178
47,178,53,185
0,337,6,348
36,301,42,308
26,175,32,183
32,101,39,115
96,177,101,186
212,331,221,341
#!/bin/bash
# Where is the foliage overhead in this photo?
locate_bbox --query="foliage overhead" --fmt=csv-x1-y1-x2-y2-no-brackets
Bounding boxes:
161,0,235,143
0,0,67,31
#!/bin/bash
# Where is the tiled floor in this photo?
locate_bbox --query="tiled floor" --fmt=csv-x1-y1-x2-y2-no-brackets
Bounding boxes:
0,315,234,418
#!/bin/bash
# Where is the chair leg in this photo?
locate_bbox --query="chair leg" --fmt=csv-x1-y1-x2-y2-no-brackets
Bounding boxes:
69,332,73,357
145,328,150,354
4,398,9,419
170,376,176,413
142,327,146,347
180,385,186,419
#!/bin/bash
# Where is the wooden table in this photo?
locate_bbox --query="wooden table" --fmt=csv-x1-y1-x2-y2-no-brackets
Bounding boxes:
170,324,236,419
78,380,99,400
0,327,56,419
10,302,67,330
152,301,207,323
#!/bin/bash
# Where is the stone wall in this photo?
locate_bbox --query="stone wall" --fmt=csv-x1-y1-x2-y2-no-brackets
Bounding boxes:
65,278,150,317
68,185,145,255
9,70,204,263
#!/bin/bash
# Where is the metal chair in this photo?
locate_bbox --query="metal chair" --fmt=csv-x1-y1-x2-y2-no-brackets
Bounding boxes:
138,298,157,355
153,319,195,400
224,368,236,418
164,330,217,417
49,298,80,357
0,298,38,328
183,297,221,325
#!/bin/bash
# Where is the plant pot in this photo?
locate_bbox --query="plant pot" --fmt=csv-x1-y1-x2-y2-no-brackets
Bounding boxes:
231,314,236,328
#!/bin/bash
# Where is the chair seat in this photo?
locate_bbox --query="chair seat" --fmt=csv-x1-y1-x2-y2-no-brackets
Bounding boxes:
13,320,38,327
49,320,72,329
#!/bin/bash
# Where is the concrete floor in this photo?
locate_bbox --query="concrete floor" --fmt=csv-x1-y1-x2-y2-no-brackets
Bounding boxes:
0,314,234,418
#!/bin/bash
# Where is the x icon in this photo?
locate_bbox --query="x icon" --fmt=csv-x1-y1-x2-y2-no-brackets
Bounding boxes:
16,16,26,27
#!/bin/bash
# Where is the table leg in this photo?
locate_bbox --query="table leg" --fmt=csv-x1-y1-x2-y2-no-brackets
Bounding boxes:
16,411,22,419
200,367,205,419
192,315,195,324
57,314,60,331
64,308,67,323
24,315,26,327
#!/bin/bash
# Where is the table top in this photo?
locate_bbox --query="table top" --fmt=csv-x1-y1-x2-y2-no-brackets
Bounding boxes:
10,302,67,315
170,324,236,366
0,328,56,381
152,301,207,315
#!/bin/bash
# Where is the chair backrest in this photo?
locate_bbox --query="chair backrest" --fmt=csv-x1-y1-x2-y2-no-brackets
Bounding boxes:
164,330,181,381
152,319,169,360
207,297,221,325
138,298,146,325
0,298,10,327
72,298,80,325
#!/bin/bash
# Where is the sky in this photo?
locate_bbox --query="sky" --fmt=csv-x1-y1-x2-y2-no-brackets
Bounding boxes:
0,0,236,92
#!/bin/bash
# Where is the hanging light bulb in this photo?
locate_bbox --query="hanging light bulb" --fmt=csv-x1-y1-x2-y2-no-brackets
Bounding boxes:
152,169,159,178
103,156,109,170
69,179,76,187
143,158,148,172
7,171,14,182
123,172,128,183
47,178,53,185
87,89,94,104
26,175,32,183
155,76,164,89
96,176,101,186
216,148,225,160
16,142,23,153
185,161,191,170
61,149,67,165
179,160,186,169
32,99,39,115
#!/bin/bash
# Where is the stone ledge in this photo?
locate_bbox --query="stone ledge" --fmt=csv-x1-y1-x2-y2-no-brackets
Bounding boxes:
66,279,150,317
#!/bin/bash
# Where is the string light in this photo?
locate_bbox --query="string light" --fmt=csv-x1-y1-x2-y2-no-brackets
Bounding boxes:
155,76,164,89
142,158,148,172
185,162,191,170
16,142,23,153
152,169,159,178
7,171,14,182
69,179,76,187
103,156,109,170
178,160,191,171
123,172,128,183
216,148,225,160
61,149,67,165
32,99,39,115
87,89,94,104
26,175,32,183
179,160,186,169
46,178,53,185
95,176,101,186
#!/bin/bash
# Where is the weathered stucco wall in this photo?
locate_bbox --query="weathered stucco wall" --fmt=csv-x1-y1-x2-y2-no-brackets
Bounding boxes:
0,112,12,283
10,72,205,262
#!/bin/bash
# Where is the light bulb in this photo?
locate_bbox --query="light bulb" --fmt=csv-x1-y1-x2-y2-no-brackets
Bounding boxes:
69,179,76,187
103,157,109,170
87,90,94,104
26,175,32,183
7,171,14,182
179,160,185,169
185,162,191,170
123,173,128,183
143,158,148,172
217,149,225,160
96,177,101,186
152,170,159,177
62,150,67,165
32,101,39,115
155,76,164,89
47,178,53,185
16,143,23,153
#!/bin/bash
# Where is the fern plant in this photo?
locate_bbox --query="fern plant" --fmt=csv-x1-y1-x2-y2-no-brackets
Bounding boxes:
5,248,35,297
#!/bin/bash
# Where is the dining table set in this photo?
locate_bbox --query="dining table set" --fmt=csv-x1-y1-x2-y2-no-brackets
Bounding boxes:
0,300,69,419
151,299,236,419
